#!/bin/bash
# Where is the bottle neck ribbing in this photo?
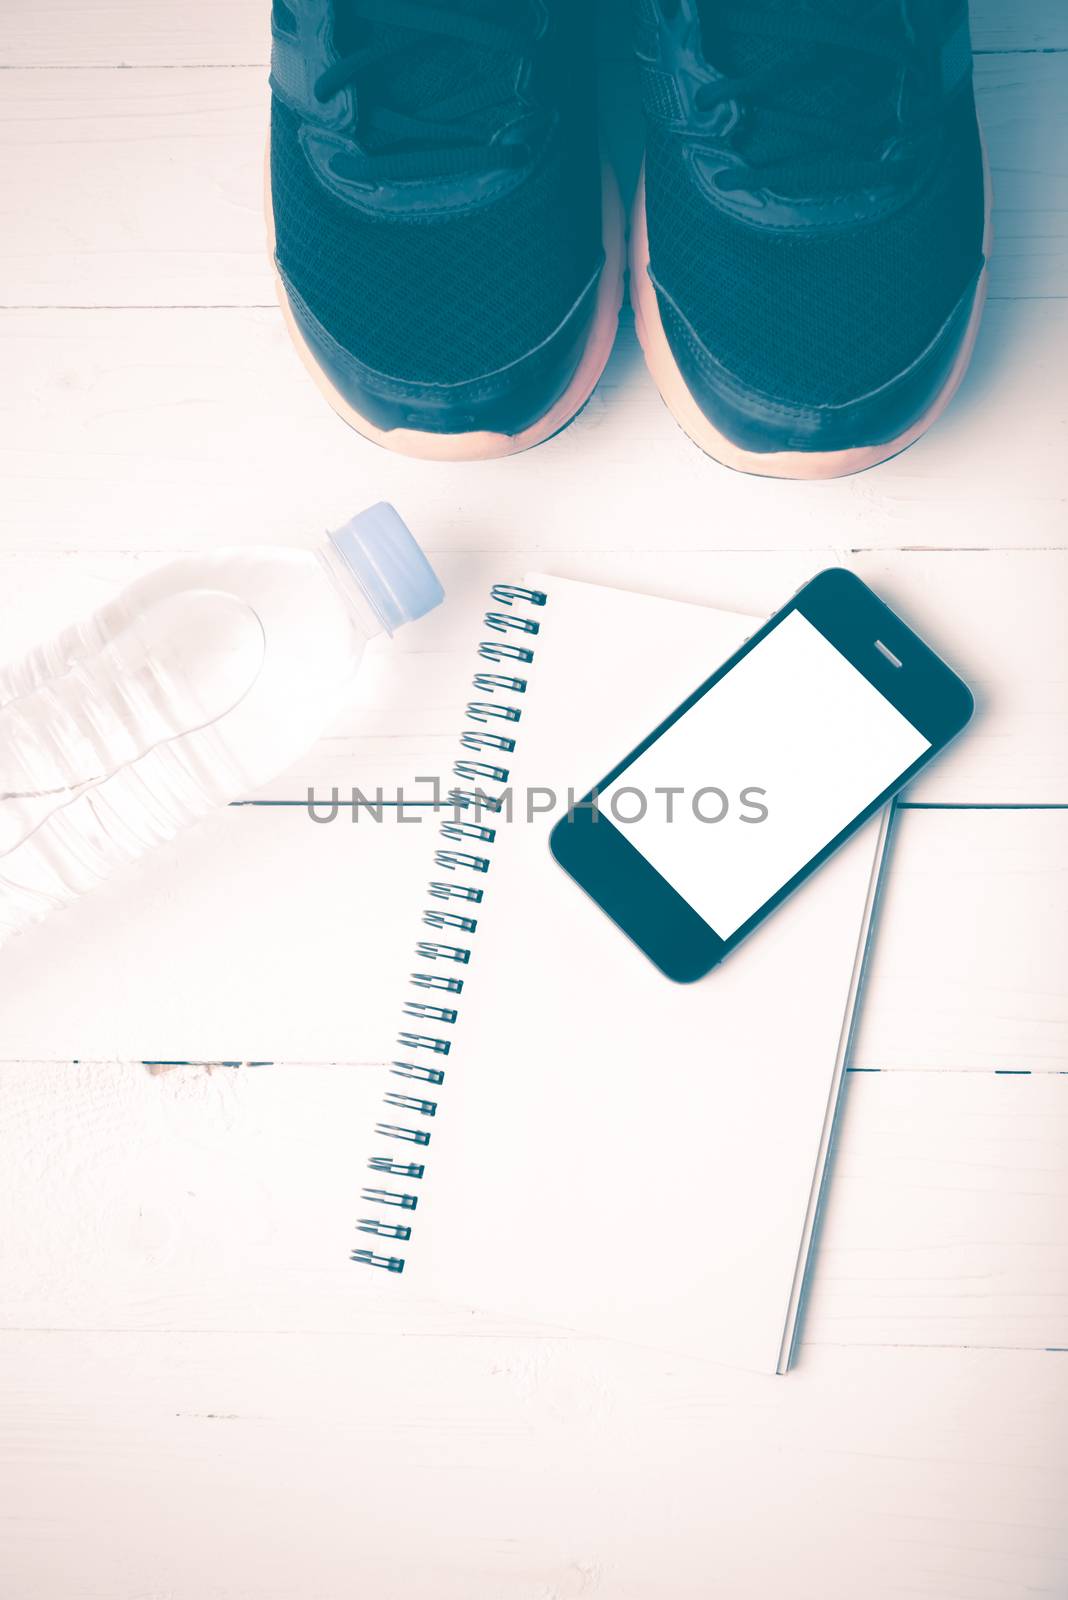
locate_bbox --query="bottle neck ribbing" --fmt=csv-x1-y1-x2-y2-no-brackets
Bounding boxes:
316,539,390,642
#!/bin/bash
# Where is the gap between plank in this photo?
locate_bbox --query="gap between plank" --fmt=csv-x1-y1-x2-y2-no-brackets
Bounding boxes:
1,47,1065,69
226,799,1068,811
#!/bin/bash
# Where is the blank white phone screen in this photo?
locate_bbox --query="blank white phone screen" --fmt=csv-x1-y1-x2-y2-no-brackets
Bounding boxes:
600,609,931,940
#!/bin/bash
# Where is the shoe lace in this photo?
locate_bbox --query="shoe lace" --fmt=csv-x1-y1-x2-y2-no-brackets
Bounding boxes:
691,0,941,196
314,0,543,181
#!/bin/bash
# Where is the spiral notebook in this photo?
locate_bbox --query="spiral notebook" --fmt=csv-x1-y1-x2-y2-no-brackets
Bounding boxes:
356,574,889,1374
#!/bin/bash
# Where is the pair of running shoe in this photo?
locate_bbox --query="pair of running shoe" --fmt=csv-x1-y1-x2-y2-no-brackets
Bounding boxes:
268,0,989,479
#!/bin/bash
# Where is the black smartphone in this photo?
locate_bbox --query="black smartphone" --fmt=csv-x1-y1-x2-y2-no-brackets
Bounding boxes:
549,568,973,982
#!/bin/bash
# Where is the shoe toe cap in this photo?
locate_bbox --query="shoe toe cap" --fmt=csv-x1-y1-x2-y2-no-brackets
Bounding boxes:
654,265,986,457
278,259,605,440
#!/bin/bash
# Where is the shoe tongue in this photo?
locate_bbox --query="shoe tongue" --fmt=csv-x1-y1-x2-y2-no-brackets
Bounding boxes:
334,0,529,157
697,0,904,195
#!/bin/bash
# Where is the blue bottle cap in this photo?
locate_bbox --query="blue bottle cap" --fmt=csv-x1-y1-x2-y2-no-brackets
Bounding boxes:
328,503,444,634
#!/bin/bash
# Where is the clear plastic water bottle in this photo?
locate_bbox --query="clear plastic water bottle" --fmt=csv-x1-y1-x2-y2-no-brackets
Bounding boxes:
0,503,443,945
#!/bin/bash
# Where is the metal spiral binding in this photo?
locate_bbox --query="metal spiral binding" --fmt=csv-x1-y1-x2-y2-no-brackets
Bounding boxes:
459,729,515,754
427,882,482,903
467,701,521,724
472,673,526,694
453,761,508,784
435,849,490,872
354,582,547,1271
447,787,505,813
479,640,534,664
439,819,495,844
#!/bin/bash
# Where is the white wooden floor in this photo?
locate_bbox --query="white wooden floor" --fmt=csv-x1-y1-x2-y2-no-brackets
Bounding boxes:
1,3,1066,1597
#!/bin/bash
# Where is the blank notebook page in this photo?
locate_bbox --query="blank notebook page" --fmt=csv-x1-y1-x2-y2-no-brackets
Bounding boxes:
391,574,885,1374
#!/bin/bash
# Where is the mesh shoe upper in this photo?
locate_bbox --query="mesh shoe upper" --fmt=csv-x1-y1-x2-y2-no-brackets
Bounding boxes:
269,2,602,392
639,0,986,417
645,99,984,409
271,99,601,387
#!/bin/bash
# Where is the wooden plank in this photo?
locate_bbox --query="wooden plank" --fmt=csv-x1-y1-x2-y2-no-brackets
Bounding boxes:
0,1331,1065,1599
0,805,418,1063
0,70,274,308
0,1,266,67
2,549,1065,803
854,809,1068,1074
971,0,1068,53
805,1069,1068,1349
0,803,1061,1065
2,1061,1065,1352
2,303,1067,558
979,55,1068,298
0,56,1063,307
0,0,1062,67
